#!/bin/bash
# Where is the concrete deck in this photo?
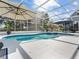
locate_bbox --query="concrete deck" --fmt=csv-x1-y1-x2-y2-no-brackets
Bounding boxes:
55,36,79,45
0,33,79,59
20,40,78,59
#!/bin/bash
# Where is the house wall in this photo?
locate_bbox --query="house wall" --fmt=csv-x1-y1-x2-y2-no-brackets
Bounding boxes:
71,16,79,31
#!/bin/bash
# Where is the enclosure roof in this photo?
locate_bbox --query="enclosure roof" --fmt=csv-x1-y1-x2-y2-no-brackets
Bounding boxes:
0,0,79,21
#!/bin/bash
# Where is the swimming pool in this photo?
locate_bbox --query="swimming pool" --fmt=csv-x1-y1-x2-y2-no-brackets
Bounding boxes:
3,33,74,41
3,33,60,41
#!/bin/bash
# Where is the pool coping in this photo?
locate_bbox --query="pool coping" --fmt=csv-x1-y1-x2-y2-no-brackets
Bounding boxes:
1,32,79,46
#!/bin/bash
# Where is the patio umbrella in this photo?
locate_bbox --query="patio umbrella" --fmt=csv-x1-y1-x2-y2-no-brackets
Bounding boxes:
0,0,36,20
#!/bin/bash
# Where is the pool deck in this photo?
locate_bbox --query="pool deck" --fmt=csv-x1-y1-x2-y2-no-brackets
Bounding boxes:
0,32,79,59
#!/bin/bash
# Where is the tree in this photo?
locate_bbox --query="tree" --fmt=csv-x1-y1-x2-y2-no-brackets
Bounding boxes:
43,19,49,31
59,24,64,32
48,23,59,31
4,21,13,34
42,13,49,32
47,22,64,32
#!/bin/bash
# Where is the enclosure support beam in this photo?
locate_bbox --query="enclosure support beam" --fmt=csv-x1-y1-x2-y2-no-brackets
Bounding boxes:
35,15,38,31
27,20,28,31
14,20,16,31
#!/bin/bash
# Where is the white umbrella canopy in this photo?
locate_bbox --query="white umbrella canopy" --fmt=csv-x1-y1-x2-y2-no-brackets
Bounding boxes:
0,0,36,20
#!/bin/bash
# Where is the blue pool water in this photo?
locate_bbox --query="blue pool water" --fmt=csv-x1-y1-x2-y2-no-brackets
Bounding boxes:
3,33,60,41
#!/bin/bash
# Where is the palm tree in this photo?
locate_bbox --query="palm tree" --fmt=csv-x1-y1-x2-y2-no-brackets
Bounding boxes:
43,19,49,32
42,13,49,32
4,21,13,34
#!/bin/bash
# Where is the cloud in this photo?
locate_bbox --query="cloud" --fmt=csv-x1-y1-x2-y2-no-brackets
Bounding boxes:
73,1,78,5
33,0,61,22
33,0,60,12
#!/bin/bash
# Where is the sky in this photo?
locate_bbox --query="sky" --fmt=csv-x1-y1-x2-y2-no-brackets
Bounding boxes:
3,0,79,22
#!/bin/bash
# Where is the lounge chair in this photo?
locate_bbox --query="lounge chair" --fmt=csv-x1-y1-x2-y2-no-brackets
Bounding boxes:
0,48,8,59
